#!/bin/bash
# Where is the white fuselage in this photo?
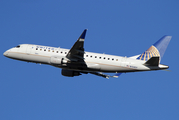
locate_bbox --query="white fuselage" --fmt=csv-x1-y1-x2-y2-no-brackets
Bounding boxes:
3,44,168,73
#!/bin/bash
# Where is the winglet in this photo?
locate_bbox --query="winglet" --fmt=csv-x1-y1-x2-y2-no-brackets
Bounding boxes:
79,29,87,39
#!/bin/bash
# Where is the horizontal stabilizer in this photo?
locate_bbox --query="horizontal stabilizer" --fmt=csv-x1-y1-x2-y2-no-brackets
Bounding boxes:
144,56,159,66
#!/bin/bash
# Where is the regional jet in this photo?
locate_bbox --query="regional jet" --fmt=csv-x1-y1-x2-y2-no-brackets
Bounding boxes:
3,29,171,78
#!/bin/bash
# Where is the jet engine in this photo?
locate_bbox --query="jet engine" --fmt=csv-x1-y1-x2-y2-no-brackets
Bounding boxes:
61,69,81,77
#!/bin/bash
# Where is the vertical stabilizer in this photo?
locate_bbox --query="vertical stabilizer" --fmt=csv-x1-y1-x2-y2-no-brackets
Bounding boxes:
153,36,171,59
137,36,172,62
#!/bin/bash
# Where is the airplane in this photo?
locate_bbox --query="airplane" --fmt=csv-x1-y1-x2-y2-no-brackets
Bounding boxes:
3,29,171,78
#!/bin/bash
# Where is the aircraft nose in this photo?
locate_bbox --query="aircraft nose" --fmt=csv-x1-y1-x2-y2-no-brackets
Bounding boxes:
3,51,9,57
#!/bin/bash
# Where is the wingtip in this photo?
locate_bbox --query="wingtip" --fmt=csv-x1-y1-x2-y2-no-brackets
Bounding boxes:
80,29,87,39
113,73,122,78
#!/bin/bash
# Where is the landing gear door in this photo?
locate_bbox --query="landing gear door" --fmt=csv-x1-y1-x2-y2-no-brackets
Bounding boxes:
26,45,32,55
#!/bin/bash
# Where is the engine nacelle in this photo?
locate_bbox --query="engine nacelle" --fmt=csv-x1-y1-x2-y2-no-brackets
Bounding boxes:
61,69,81,77
50,56,67,65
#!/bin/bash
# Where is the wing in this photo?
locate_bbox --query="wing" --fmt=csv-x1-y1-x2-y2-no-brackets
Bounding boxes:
66,29,87,61
89,72,122,79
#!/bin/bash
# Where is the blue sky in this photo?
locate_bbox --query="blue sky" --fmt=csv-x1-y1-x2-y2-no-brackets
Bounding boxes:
1,0,179,120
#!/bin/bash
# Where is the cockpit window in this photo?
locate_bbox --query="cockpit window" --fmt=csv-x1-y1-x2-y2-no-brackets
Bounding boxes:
15,45,20,48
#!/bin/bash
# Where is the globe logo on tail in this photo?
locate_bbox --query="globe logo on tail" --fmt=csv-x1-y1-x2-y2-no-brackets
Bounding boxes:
137,45,160,61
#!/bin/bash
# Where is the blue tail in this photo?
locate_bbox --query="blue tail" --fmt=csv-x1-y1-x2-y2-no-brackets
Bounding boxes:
137,36,172,62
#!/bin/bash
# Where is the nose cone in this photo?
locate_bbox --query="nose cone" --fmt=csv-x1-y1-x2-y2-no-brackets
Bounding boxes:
3,51,9,57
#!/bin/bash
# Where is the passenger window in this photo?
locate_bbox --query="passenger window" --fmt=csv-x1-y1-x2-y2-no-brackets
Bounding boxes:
40,49,42,51
104,57,106,59
90,56,92,58
36,48,38,50
52,51,54,52
65,52,67,54
99,57,101,59
112,58,114,60
95,56,97,58
108,58,110,60
56,51,58,53
44,49,46,51
116,59,118,61
61,52,63,53
86,55,88,57
48,50,50,52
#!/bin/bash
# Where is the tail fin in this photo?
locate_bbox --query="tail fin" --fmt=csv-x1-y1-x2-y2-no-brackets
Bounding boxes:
137,36,172,62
